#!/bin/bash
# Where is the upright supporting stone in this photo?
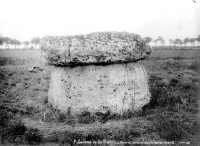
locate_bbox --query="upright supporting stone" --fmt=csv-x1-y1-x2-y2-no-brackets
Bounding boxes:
41,32,151,115
48,62,150,115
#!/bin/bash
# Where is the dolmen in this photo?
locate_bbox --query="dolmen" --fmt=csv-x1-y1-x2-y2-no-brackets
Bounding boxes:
40,32,151,115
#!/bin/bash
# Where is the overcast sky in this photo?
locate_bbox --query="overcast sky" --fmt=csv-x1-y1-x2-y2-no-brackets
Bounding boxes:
0,0,199,42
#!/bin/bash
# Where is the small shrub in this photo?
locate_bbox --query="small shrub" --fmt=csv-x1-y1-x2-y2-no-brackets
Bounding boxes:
95,110,121,123
104,113,122,121
121,110,134,119
45,132,60,142
58,132,84,145
129,129,141,138
57,112,67,123
0,57,17,66
25,128,43,144
43,109,65,123
111,129,131,141
76,110,133,124
64,116,76,126
172,56,186,60
44,108,76,124
54,110,75,124
77,111,96,124
1,118,27,144
148,79,168,107
0,108,10,127
189,60,200,71
25,106,40,115
9,121,27,136
169,78,179,86
43,96,48,105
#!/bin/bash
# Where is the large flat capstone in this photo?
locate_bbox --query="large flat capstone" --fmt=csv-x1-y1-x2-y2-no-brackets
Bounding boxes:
41,32,151,66
48,62,150,115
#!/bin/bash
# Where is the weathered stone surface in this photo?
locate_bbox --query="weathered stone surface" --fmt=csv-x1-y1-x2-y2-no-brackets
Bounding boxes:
41,32,151,66
48,62,150,115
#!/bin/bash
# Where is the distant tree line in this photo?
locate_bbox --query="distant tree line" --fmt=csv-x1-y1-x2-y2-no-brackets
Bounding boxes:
144,35,200,47
0,36,40,49
1,34,200,49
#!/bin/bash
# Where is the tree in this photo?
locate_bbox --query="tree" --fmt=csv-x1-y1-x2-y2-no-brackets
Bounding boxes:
2,37,12,49
144,37,153,44
30,37,40,49
23,41,29,49
156,36,165,46
189,38,196,46
196,35,200,46
0,36,3,46
153,39,158,46
11,39,21,49
161,39,165,46
179,40,183,46
173,38,182,47
183,37,189,46
169,39,174,47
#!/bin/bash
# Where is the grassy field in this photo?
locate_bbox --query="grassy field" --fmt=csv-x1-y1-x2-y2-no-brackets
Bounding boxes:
0,49,41,59
150,48,200,60
0,48,200,145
